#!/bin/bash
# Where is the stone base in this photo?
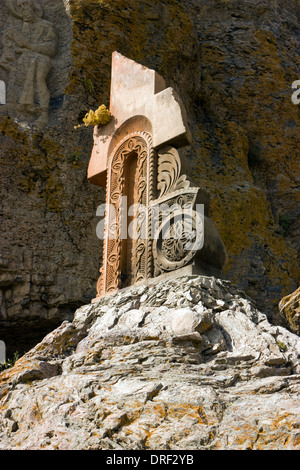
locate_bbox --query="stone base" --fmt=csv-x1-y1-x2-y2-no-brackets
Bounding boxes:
2,274,300,450
92,260,225,302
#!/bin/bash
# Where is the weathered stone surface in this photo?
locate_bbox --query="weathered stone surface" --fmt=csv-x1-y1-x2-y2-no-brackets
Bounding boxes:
90,53,227,298
0,0,64,129
0,81,5,104
0,1,92,355
279,287,300,335
0,275,299,450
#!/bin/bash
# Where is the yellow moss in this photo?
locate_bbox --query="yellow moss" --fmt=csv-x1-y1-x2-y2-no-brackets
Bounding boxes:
75,104,111,128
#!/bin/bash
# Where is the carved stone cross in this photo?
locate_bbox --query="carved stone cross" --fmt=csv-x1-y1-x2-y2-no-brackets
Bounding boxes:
88,52,226,298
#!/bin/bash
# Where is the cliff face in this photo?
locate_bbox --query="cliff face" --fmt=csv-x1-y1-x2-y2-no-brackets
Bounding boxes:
0,0,299,354
0,275,299,450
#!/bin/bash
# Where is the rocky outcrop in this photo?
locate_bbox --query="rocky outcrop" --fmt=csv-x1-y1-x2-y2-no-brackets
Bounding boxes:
0,275,299,450
279,287,300,336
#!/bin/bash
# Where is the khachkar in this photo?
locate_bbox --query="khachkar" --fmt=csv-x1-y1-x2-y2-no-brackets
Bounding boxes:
88,52,227,298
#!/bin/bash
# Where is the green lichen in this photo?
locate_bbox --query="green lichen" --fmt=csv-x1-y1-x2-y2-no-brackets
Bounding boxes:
276,339,287,352
68,150,81,163
82,77,94,94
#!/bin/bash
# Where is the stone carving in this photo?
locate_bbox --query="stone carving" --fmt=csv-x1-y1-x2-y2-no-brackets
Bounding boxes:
0,0,57,128
152,146,206,277
88,52,227,298
97,132,155,295
157,146,190,197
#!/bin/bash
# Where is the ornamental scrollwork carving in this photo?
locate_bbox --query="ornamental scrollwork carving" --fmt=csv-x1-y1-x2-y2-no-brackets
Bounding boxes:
157,146,191,197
